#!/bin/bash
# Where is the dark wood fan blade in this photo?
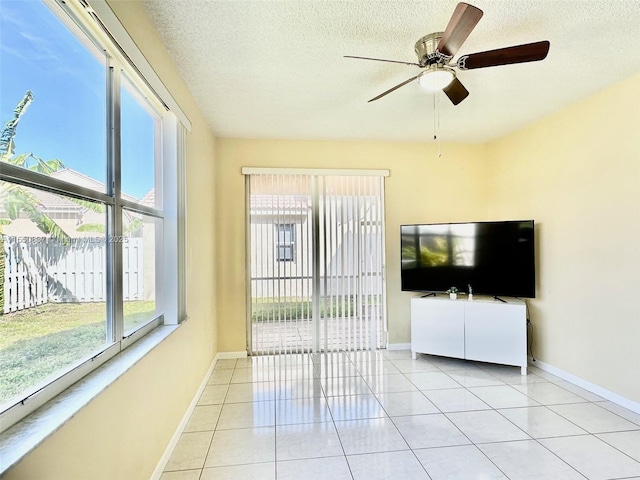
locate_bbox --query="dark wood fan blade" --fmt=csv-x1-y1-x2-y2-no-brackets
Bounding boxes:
457,41,550,69
344,55,421,67
443,77,469,105
437,2,484,58
368,75,420,102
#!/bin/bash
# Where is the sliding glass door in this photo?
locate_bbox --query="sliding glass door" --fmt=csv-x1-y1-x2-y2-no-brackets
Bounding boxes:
247,174,314,354
246,171,386,355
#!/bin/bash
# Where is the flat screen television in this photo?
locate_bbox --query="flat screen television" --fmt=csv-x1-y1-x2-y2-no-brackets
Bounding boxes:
401,220,535,298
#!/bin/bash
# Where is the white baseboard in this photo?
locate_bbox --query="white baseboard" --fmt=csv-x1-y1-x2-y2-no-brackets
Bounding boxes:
531,359,640,414
386,343,411,351
216,351,248,359
149,356,218,480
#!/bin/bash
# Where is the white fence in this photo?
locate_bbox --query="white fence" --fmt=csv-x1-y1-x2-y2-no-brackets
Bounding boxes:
2,236,144,314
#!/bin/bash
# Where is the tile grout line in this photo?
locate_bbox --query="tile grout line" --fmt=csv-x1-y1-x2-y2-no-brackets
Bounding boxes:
197,360,233,476
489,401,590,480
164,352,640,479
391,355,583,480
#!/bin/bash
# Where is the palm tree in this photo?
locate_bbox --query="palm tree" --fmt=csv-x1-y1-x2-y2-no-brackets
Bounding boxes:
0,91,70,314
1,91,69,235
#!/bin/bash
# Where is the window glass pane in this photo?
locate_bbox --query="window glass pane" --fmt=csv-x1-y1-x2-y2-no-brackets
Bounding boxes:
276,224,295,261
0,1,107,190
0,180,109,408
120,74,161,207
122,209,160,334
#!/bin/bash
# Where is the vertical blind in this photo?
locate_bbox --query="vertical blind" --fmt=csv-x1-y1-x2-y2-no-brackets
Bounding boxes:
246,171,387,355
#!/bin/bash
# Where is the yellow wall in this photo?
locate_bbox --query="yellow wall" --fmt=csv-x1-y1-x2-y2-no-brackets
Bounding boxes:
4,1,218,479
217,73,640,405
486,73,640,402
215,139,488,350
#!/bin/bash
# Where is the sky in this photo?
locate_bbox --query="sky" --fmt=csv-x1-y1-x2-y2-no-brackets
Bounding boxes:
0,0,155,199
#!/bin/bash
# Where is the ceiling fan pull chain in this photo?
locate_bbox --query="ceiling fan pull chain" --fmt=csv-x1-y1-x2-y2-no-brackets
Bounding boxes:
433,92,442,158
433,91,437,142
437,93,442,158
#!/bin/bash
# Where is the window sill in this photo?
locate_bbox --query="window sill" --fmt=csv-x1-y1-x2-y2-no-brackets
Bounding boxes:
0,323,180,476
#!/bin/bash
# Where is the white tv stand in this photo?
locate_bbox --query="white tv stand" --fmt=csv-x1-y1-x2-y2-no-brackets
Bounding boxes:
411,295,528,375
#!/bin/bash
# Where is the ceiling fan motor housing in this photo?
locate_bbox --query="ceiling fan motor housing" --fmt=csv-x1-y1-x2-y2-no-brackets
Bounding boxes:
414,32,452,66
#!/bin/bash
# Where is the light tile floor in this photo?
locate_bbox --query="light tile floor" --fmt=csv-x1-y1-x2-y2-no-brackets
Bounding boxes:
161,351,640,480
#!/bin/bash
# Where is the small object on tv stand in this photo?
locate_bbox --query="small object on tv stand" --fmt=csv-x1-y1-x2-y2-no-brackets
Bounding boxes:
446,286,459,300
468,284,473,301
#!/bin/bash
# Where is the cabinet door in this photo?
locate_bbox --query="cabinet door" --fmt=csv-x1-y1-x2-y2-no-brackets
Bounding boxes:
464,302,527,367
411,298,465,358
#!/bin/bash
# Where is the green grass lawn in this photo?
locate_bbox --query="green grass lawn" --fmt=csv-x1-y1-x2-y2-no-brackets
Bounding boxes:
0,301,155,405
250,296,383,322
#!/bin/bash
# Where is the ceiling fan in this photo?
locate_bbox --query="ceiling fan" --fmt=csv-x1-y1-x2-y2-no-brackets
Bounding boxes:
345,2,550,105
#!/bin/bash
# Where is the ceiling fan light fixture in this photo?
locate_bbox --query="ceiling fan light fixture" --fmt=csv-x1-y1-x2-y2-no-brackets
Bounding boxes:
418,66,455,92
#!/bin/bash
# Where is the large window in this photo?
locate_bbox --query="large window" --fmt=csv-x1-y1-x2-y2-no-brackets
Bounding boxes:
0,0,185,431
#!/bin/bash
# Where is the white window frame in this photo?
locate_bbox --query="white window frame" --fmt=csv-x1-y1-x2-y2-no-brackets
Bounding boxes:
275,223,296,261
0,0,188,433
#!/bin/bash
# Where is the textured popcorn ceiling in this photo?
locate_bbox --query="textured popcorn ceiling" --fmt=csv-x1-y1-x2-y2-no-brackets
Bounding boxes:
141,0,640,143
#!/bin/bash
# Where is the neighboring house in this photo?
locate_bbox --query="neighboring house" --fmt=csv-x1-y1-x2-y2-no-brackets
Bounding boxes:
0,168,143,239
249,192,383,300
